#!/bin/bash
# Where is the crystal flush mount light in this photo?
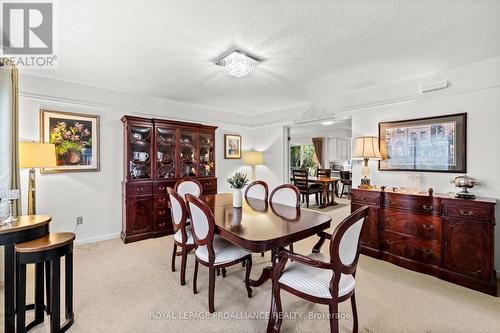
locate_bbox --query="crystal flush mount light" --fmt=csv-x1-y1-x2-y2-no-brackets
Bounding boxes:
215,50,260,77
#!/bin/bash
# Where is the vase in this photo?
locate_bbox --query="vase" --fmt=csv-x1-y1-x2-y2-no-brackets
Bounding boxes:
232,188,242,208
66,150,82,165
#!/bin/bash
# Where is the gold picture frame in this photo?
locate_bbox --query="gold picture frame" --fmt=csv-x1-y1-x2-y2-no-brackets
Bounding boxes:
224,134,241,159
40,109,100,173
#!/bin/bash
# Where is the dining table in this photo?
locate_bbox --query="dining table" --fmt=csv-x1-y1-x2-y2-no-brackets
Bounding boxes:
202,193,332,287
0,215,52,333
291,176,340,209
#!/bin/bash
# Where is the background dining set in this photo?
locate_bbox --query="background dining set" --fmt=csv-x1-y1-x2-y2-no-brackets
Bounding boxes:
167,178,369,333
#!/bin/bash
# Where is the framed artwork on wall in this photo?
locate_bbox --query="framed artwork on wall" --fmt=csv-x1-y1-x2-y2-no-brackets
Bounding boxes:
40,109,100,173
378,113,466,173
224,134,241,159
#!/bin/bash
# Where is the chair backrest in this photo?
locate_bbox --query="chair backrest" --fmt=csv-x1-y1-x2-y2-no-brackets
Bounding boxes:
167,187,189,243
185,194,215,262
269,184,300,208
329,206,370,276
340,171,351,181
317,168,331,178
244,180,269,201
292,169,309,190
175,179,203,199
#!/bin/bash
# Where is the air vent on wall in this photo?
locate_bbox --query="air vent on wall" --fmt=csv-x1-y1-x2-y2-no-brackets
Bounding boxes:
420,80,449,94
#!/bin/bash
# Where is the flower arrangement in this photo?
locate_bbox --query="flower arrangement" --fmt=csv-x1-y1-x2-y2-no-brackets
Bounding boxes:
50,121,91,163
226,172,249,189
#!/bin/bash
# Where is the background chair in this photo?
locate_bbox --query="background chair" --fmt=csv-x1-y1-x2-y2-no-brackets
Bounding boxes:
340,171,352,199
244,180,269,201
168,187,196,286
175,179,203,199
185,194,253,313
291,170,322,207
267,206,370,333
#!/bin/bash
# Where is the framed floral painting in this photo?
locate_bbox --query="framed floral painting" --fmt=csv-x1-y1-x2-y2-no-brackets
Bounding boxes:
40,110,100,173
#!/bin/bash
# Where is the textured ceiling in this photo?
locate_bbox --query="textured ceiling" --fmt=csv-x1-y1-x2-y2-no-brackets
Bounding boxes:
23,0,500,115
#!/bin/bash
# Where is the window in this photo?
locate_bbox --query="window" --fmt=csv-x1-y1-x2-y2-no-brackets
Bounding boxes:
289,144,318,176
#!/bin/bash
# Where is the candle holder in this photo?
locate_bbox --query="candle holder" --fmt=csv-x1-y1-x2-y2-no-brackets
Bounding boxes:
0,189,20,226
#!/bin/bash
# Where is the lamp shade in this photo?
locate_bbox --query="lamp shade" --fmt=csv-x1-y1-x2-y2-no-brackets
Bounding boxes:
19,142,57,168
243,151,264,165
352,136,382,160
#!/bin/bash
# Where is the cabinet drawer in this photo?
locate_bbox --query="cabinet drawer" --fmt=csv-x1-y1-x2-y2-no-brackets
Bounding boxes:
384,193,440,215
199,178,217,194
381,209,441,241
155,207,170,220
381,230,441,266
154,195,169,207
155,219,171,232
351,191,379,205
443,204,492,222
126,183,153,196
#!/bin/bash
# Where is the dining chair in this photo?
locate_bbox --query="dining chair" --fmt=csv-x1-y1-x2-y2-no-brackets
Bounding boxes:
269,184,301,252
267,205,370,333
167,187,196,286
244,180,269,201
245,180,269,257
340,171,352,199
317,168,332,204
290,171,322,208
185,194,253,313
175,179,203,199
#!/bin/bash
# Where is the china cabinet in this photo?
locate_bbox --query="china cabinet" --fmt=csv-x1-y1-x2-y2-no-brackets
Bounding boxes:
121,116,217,243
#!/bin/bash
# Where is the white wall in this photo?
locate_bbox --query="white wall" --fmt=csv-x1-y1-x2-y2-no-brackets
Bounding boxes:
18,75,252,243
252,125,286,190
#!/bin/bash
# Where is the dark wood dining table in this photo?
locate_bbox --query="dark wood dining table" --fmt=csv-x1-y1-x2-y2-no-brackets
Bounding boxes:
0,215,51,333
202,193,332,286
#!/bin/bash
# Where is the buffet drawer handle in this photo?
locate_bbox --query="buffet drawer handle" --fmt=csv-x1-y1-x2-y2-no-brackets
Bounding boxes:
158,222,166,227
422,224,434,230
422,205,433,211
459,209,474,216
422,249,434,256
385,217,393,223
466,270,483,276
159,186,166,191
386,200,393,205
159,210,166,215
136,187,144,192
385,240,393,246
159,198,166,203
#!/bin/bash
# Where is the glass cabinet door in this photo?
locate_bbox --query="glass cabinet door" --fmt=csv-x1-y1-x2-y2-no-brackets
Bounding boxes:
129,126,152,179
180,130,197,177
156,127,177,178
199,132,214,176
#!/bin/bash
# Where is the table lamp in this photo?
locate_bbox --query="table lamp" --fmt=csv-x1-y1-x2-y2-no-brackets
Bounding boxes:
19,142,57,215
352,136,382,189
243,151,264,180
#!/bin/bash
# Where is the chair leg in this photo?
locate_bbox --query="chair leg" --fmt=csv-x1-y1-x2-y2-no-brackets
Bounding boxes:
171,243,177,272
216,268,220,276
351,292,358,333
180,247,188,286
16,262,27,333
315,192,319,205
267,282,283,333
193,258,199,294
306,194,309,208
244,256,253,298
208,267,216,313
261,252,265,257
340,184,345,198
329,302,339,333
289,244,294,252
222,267,227,278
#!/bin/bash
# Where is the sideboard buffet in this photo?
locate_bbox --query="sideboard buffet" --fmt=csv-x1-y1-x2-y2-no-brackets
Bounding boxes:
351,188,497,296
121,116,217,243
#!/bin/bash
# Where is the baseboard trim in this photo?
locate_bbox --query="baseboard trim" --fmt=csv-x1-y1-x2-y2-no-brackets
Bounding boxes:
74,233,121,245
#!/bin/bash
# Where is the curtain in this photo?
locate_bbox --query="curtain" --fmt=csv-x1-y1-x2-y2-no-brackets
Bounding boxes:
312,137,324,167
0,58,21,216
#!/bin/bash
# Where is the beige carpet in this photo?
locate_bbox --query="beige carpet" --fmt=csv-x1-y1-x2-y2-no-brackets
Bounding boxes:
1,198,500,333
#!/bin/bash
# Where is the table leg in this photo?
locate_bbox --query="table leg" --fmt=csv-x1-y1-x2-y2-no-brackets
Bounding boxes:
248,248,277,287
4,244,15,333
330,181,338,206
319,183,328,209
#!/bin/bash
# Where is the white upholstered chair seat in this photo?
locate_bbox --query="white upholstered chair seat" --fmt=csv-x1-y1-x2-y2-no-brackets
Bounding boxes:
174,225,194,245
279,253,355,298
195,236,251,264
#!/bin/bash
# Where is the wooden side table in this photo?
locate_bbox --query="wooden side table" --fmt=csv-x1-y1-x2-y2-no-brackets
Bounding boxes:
0,215,51,333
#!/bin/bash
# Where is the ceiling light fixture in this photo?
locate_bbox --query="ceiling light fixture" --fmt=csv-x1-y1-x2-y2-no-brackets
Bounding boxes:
215,50,260,77
321,121,334,126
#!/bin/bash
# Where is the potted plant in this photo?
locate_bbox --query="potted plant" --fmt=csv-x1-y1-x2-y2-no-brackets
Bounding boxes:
227,172,249,208
50,121,91,165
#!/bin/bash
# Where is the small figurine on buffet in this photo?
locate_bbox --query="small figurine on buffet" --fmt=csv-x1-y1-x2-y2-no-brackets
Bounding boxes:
451,175,480,199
